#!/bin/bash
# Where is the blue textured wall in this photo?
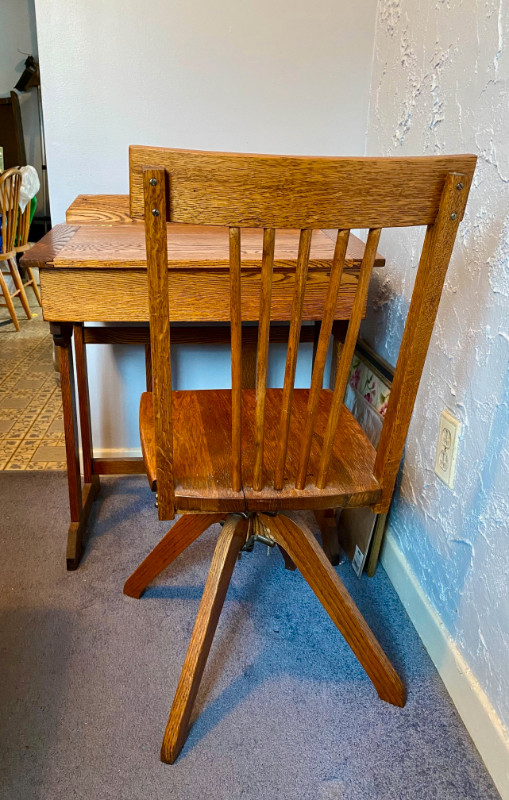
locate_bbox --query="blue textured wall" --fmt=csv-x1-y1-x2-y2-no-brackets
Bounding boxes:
363,0,509,737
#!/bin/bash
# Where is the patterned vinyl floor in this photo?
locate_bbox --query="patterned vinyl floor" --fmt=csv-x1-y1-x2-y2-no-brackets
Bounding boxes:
0,294,65,470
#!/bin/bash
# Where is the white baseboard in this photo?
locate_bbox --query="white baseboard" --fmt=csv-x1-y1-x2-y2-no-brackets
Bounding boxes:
381,530,509,800
92,448,142,459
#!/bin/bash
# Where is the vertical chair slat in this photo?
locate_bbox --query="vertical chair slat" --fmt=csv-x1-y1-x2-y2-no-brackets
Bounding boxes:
8,173,18,252
253,228,276,491
144,168,175,520
0,170,21,255
316,228,381,489
274,228,313,490
296,229,350,489
0,180,5,252
229,226,242,492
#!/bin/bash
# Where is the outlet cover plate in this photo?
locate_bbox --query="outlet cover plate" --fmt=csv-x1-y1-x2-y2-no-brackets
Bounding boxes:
434,409,461,489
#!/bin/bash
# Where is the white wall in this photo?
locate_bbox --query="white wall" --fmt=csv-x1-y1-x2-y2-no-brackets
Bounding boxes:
35,0,378,223
33,0,378,451
363,0,509,794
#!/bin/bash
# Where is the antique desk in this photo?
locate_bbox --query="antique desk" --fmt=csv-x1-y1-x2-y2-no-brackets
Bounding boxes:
22,195,384,569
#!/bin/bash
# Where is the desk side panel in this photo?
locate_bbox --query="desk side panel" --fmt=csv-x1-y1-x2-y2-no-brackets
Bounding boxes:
40,268,363,322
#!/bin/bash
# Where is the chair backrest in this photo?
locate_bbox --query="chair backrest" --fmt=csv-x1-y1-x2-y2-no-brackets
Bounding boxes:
0,167,22,258
130,146,476,520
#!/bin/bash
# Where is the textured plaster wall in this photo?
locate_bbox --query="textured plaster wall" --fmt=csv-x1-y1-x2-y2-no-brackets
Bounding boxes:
364,0,509,732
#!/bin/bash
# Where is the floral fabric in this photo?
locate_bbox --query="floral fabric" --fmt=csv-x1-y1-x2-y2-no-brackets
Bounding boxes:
348,354,391,417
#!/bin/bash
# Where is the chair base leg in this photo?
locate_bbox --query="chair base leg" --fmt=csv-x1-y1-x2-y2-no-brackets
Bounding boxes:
123,512,226,598
160,514,249,763
24,266,42,306
0,269,20,330
152,511,405,764
8,258,32,320
260,512,406,708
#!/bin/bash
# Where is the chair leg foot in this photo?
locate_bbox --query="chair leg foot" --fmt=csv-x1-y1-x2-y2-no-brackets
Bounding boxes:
260,512,406,708
123,512,226,598
160,514,249,763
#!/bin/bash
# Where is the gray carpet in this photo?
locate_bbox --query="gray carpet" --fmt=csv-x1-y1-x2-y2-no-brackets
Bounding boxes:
0,472,500,800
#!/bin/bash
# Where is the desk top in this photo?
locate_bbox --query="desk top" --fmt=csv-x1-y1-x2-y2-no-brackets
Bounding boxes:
24,195,385,271
67,194,135,225
24,195,385,323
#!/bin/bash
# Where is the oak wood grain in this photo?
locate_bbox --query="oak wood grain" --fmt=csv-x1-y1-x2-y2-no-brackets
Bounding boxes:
50,224,346,270
317,229,381,488
296,229,350,488
373,172,472,512
260,512,406,706
39,266,365,323
123,513,226,598
144,170,175,520
31,213,385,269
253,228,276,490
139,389,381,513
161,515,249,763
130,145,476,228
74,323,95,484
274,229,312,489
229,227,242,492
20,223,79,269
126,150,475,764
51,323,82,521
66,194,134,225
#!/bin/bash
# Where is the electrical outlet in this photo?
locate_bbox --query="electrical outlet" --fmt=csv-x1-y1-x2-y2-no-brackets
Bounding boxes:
434,409,461,489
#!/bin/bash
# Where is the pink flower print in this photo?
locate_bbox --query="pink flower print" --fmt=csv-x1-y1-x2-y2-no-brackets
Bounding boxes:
351,367,361,389
379,391,389,416
363,377,376,404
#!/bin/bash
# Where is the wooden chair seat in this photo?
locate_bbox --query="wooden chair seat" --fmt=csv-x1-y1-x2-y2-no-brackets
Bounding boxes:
140,388,381,513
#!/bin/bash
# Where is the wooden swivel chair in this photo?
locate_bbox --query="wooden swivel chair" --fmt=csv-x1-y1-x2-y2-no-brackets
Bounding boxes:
0,167,33,330
123,147,476,763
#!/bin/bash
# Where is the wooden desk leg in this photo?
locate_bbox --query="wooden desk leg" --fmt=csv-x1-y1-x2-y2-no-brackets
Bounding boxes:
74,323,96,485
314,509,341,566
50,323,99,570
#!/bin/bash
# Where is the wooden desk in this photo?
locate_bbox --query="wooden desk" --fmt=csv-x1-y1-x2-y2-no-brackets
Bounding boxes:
22,196,384,569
